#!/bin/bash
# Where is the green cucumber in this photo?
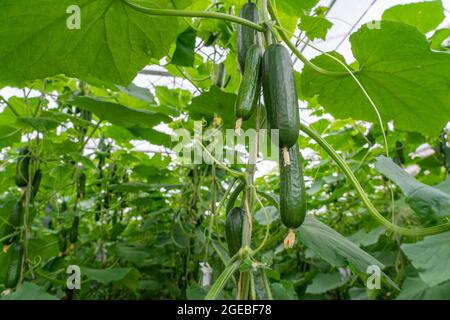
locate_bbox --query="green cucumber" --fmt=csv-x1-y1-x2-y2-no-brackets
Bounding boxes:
30,169,42,201
279,143,307,248
70,216,80,244
59,228,67,253
2,201,24,245
237,2,261,73
215,62,227,89
262,44,300,165
395,141,405,165
15,147,31,187
234,44,262,131
5,242,24,288
76,173,86,200
225,207,245,257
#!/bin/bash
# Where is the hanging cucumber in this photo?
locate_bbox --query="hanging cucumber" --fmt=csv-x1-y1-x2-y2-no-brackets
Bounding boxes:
30,169,42,201
76,172,86,200
234,44,262,133
15,147,31,187
215,63,227,89
58,228,67,254
2,201,24,246
262,44,300,166
279,143,307,248
225,207,245,257
70,216,80,244
393,141,405,166
237,2,262,73
5,241,24,288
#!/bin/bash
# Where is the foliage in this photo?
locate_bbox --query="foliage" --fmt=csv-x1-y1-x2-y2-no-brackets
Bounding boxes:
0,0,449,300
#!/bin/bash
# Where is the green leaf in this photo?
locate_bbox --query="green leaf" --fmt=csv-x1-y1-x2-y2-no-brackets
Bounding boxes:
17,117,60,132
298,15,332,40
83,267,133,284
71,96,170,128
0,0,179,85
306,272,348,294
1,282,58,300
172,26,197,67
401,231,450,287
273,0,319,16
383,0,444,34
298,217,397,289
116,244,151,263
431,28,450,51
374,155,450,218
187,86,236,127
270,282,297,300
397,275,450,300
302,21,450,136
0,126,21,148
255,206,279,226
348,227,385,247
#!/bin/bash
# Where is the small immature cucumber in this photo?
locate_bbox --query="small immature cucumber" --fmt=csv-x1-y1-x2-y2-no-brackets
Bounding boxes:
59,228,67,253
30,169,42,201
70,216,80,244
15,147,31,187
234,44,262,132
279,143,307,248
215,63,227,89
262,44,300,166
2,201,24,245
225,207,245,257
76,173,86,200
5,241,24,288
237,2,262,73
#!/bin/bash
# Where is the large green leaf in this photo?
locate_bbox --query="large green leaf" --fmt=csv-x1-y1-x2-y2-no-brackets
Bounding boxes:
383,0,444,34
187,86,236,127
273,0,319,16
302,21,450,136
71,96,170,128
0,0,179,85
83,267,133,284
171,26,197,67
298,217,397,288
306,272,348,294
397,276,450,300
401,231,450,287
1,282,59,300
374,155,450,218
298,15,332,41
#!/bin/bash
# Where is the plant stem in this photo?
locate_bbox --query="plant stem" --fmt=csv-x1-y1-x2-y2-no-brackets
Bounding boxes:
300,123,450,237
267,1,349,77
205,257,240,300
123,0,265,32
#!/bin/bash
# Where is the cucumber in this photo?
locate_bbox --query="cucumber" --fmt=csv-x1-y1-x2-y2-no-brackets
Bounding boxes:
262,44,300,166
279,143,307,248
215,63,227,89
395,141,405,164
237,2,262,73
76,172,86,200
15,147,31,187
59,228,67,253
234,44,262,132
2,201,24,245
30,169,42,201
70,216,80,244
5,242,24,288
225,207,244,257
